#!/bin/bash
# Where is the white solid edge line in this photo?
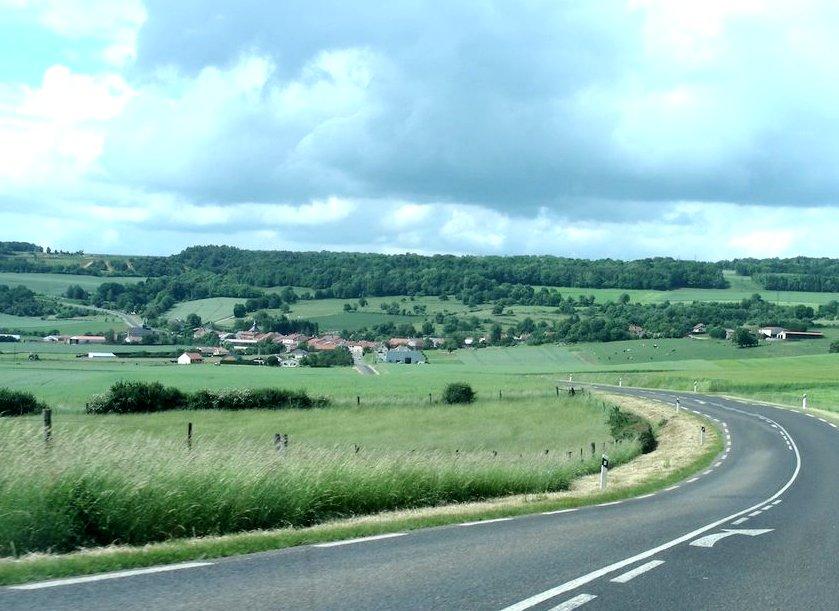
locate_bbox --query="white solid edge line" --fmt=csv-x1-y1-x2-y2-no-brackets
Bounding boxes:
500,406,802,611
9,562,215,590
459,517,514,527
610,559,665,584
686,477,699,483
542,508,579,516
547,593,597,611
314,533,406,547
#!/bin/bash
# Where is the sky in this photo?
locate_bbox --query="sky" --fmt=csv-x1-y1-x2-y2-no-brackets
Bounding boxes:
1,0,838,260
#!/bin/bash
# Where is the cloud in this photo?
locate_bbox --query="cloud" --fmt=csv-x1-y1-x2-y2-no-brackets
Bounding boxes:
1,1,839,259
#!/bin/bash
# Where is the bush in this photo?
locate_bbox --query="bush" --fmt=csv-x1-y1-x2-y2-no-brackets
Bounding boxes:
732,327,759,348
606,405,658,454
442,382,475,404
85,381,187,414
0,388,47,416
86,382,329,414
830,340,839,353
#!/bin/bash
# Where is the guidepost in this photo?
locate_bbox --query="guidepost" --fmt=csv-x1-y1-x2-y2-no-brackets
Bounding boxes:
618,376,623,387
675,397,681,413
802,393,808,410
600,454,609,490
700,425,705,446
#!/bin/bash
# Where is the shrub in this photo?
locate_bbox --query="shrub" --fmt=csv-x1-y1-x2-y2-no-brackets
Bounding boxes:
442,382,475,404
606,405,657,454
85,381,188,414
86,382,329,414
0,388,47,417
829,340,839,353
732,327,759,348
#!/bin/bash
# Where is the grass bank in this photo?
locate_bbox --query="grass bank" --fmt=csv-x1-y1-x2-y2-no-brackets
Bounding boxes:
0,393,721,586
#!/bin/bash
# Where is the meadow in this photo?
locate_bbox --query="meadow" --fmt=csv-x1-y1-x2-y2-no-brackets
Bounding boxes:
0,272,141,297
0,394,639,555
0,313,127,336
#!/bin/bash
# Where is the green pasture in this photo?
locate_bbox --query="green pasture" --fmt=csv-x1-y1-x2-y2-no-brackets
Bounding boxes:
0,313,127,335
165,297,242,324
0,272,141,296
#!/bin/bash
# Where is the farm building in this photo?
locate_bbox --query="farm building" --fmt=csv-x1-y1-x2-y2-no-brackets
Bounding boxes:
177,352,204,365
281,359,299,367
68,335,107,345
691,323,706,334
758,327,785,339
125,326,153,343
383,346,426,364
87,352,116,359
0,333,21,342
778,330,824,340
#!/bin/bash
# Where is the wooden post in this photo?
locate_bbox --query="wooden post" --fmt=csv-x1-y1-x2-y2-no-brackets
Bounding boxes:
356,395,360,406
590,442,596,456
187,422,193,450
555,386,559,397
43,408,52,444
428,393,432,404
580,447,583,461
499,390,502,400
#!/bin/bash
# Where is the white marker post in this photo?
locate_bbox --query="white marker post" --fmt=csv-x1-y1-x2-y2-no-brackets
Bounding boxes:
694,380,698,393
600,454,609,490
700,426,705,446
618,376,623,387
675,397,681,413
802,393,808,410
569,373,573,383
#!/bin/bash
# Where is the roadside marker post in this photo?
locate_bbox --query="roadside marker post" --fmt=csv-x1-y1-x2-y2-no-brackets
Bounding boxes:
187,422,192,450
700,426,705,446
600,455,609,490
43,408,52,444
675,398,681,413
694,381,698,393
618,376,622,387
802,393,808,410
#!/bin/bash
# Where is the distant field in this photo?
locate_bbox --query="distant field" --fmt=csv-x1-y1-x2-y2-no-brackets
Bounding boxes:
0,313,127,335
165,297,242,323
0,272,141,296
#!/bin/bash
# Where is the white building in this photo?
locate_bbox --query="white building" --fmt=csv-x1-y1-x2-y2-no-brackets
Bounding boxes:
87,352,116,359
177,352,204,365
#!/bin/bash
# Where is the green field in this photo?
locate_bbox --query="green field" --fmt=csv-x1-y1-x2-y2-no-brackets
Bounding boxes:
0,313,127,335
0,272,142,296
165,297,242,324
0,393,639,555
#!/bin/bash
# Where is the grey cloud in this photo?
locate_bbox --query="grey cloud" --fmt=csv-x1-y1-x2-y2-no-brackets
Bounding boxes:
103,1,839,222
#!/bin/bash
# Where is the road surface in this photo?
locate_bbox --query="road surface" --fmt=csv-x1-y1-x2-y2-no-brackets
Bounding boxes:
3,388,837,610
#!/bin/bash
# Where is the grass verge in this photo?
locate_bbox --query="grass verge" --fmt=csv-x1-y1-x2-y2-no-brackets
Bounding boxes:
0,395,722,586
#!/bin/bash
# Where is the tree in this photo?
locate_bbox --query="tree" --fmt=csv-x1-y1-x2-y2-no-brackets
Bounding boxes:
358,297,368,307
490,323,502,344
829,340,839,353
233,303,246,318
707,326,726,339
343,303,353,312
185,313,202,328
618,293,631,304
421,321,434,335
491,304,504,315
442,382,475,404
733,327,759,348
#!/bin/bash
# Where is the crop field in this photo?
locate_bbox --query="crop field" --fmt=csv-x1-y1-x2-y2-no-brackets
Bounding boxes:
0,394,639,555
0,313,127,335
165,297,242,324
0,272,141,296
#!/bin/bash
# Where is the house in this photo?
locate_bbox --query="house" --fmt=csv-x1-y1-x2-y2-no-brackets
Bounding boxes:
125,326,153,344
387,337,424,349
42,335,68,343
67,335,107,345
778,330,825,340
725,328,736,340
289,348,309,360
281,359,300,368
758,326,785,339
278,333,310,348
308,335,346,351
177,352,204,365
0,333,21,342
87,352,116,359
199,346,229,357
691,323,707,335
384,346,426,364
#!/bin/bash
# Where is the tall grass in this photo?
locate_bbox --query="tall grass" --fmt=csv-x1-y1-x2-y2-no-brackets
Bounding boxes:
0,426,639,556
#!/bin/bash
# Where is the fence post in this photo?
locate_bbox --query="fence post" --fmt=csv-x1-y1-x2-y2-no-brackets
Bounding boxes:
428,393,432,404
555,386,559,397
187,422,192,450
356,395,360,406
590,442,596,456
499,390,502,400
43,408,52,444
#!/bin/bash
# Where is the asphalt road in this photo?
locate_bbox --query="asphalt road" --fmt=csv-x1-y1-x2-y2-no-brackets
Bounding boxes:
4,388,837,610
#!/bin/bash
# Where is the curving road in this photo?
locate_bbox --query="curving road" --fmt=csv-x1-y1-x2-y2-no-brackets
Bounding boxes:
3,388,837,610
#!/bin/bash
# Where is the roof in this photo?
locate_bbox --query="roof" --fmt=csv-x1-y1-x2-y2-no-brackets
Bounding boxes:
181,352,203,360
88,352,116,358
